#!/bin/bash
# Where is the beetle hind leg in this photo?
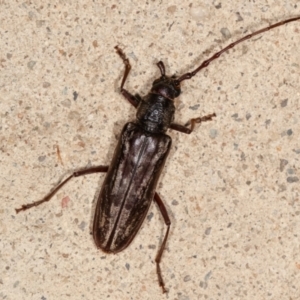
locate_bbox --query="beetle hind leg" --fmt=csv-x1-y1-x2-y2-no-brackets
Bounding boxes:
154,192,171,294
15,165,109,213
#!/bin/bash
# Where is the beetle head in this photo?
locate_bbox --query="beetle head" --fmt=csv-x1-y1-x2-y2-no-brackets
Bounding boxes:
150,61,181,100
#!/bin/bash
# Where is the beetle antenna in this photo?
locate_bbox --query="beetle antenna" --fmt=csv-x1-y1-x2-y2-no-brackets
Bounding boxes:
157,61,166,76
177,16,300,83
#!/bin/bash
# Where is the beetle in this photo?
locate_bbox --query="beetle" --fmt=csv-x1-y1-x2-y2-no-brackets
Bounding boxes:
16,16,300,293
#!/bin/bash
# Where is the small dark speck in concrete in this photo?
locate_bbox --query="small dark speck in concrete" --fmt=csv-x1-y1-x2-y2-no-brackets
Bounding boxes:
41,296,47,300
220,27,231,39
172,199,179,205
43,82,51,88
184,275,191,282
209,128,218,139
287,176,299,183
189,104,200,110
280,99,288,107
27,61,36,69
61,99,71,108
147,211,154,221
43,122,51,128
73,91,79,100
38,155,46,162
125,263,130,270
231,113,243,122
236,12,243,22
178,295,190,300
205,227,211,235
281,129,293,137
240,152,246,161
279,159,288,172
265,119,271,128
78,221,87,231
278,184,287,193
204,271,212,281
167,5,177,14
294,149,300,154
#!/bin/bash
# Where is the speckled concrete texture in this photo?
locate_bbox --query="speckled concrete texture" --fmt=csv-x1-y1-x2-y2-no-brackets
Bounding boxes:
1,1,300,299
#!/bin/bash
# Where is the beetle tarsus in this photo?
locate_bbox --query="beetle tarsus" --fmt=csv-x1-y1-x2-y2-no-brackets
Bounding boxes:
170,112,216,134
156,262,167,293
115,45,132,90
188,112,217,132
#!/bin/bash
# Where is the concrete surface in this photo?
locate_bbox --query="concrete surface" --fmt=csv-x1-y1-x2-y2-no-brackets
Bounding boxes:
1,1,300,299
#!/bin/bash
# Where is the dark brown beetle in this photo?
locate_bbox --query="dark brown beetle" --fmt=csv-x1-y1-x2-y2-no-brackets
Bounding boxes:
16,16,300,293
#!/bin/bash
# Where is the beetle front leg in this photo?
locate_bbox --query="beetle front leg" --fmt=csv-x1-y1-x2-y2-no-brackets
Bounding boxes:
120,89,141,108
170,113,216,134
15,165,109,213
154,192,171,294
115,45,141,108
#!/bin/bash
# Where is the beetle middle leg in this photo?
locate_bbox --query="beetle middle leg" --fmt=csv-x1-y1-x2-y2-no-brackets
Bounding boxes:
15,165,109,213
170,112,216,134
154,192,171,294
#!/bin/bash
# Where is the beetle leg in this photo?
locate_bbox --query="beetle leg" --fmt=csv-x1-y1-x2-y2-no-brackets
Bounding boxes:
115,45,140,108
154,192,171,294
170,113,216,134
115,45,131,89
120,89,140,108
15,165,109,213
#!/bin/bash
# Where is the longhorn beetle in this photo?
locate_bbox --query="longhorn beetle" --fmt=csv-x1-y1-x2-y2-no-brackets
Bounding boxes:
16,16,300,293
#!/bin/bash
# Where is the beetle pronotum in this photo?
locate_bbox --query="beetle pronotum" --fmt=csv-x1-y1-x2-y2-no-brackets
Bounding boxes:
16,16,300,293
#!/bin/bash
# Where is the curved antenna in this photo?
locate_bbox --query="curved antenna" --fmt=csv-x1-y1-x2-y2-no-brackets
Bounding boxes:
157,61,166,76
178,16,300,82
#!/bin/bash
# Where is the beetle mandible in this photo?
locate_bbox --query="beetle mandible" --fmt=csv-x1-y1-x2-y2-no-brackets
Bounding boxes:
16,16,300,293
